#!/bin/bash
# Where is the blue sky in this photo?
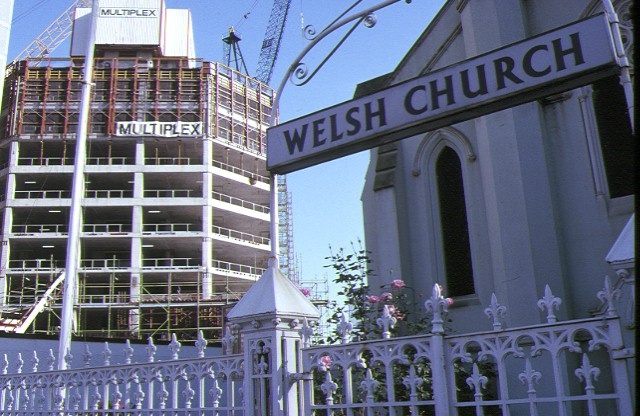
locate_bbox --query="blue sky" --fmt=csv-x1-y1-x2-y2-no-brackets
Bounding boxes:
7,0,444,288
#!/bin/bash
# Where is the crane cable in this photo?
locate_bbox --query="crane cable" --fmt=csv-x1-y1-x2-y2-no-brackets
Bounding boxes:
12,0,53,24
233,0,261,30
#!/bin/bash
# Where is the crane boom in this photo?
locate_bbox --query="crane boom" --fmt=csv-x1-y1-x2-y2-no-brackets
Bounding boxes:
12,0,91,63
255,0,292,84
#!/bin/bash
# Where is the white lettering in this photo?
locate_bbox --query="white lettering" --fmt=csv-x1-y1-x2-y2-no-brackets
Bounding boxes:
267,14,617,174
99,8,158,18
115,122,203,138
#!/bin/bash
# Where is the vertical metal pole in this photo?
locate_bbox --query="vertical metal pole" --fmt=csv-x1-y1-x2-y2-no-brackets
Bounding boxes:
601,0,634,132
270,173,279,261
58,0,98,369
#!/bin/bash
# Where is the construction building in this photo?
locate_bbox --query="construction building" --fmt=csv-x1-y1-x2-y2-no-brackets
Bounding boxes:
0,0,287,342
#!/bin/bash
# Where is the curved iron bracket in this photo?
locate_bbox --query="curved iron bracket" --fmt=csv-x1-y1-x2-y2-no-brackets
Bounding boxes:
270,0,413,125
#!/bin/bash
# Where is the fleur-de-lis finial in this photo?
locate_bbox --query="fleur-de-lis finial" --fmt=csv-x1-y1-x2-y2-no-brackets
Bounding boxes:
168,333,182,360
537,284,562,323
466,363,488,400
402,365,424,401
575,354,600,394
484,292,507,331
299,318,315,348
221,325,237,355
320,372,338,405
83,344,92,367
377,304,397,339
424,283,450,334
146,337,157,362
337,313,353,344
195,330,208,358
518,358,542,394
596,275,621,318
123,339,134,364
360,368,379,403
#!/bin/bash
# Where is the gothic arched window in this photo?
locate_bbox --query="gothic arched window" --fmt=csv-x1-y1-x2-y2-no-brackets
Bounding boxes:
435,146,475,297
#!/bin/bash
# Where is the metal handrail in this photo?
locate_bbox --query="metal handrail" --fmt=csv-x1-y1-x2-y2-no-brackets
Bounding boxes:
212,191,270,214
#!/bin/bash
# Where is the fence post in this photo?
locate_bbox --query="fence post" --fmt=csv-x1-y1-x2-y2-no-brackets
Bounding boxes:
227,257,320,416
425,283,451,416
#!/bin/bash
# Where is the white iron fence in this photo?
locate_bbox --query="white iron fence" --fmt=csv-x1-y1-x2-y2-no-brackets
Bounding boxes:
0,277,634,415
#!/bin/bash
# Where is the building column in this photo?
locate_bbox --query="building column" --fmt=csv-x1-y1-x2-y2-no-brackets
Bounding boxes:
0,207,13,306
201,138,213,299
130,141,145,334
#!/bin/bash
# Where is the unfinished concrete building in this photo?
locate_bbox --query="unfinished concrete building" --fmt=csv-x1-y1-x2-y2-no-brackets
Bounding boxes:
0,0,280,342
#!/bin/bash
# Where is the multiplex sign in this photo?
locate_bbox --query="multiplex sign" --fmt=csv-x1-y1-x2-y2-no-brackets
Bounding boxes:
115,121,203,138
99,8,159,17
267,14,618,174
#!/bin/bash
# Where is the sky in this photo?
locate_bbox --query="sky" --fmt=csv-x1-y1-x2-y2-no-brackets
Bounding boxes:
6,0,445,290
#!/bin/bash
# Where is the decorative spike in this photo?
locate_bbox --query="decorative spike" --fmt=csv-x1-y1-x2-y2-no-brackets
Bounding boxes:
168,333,182,360
402,364,424,401
596,275,621,318
124,339,134,364
424,283,450,334
1,354,8,375
320,371,338,405
133,385,145,409
195,330,208,358
83,344,93,367
46,349,56,371
465,363,488,400
376,304,397,339
102,342,112,366
299,318,315,348
537,284,562,323
221,325,237,355
90,387,102,410
337,313,353,344
209,378,223,407
484,292,507,331
182,381,196,408
360,368,379,403
575,354,600,393
64,348,73,370
518,359,542,394
146,337,157,363
15,353,23,374
30,351,39,373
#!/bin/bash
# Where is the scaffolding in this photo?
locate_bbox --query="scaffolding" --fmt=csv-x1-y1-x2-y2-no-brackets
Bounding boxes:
0,58,277,342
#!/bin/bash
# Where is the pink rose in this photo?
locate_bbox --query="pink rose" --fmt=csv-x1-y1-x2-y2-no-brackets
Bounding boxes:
391,279,406,289
380,292,393,301
320,355,333,369
367,295,380,303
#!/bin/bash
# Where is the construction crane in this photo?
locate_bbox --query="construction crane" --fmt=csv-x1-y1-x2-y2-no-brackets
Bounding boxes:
11,0,91,63
253,0,297,282
255,0,292,84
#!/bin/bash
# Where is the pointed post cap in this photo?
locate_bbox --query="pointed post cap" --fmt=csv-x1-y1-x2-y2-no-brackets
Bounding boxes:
227,257,320,323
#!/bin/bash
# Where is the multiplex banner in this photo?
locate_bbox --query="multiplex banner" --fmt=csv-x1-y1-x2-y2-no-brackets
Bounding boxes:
115,121,203,137
267,14,618,174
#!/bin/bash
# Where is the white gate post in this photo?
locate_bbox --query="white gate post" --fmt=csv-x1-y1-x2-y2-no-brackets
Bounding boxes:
425,284,452,416
227,257,320,415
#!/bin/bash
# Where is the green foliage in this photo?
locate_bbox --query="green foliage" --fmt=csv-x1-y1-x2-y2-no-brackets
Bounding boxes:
317,242,499,410
321,241,431,343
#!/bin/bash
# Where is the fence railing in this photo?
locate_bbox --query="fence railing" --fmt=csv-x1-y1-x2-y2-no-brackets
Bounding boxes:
0,275,633,415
